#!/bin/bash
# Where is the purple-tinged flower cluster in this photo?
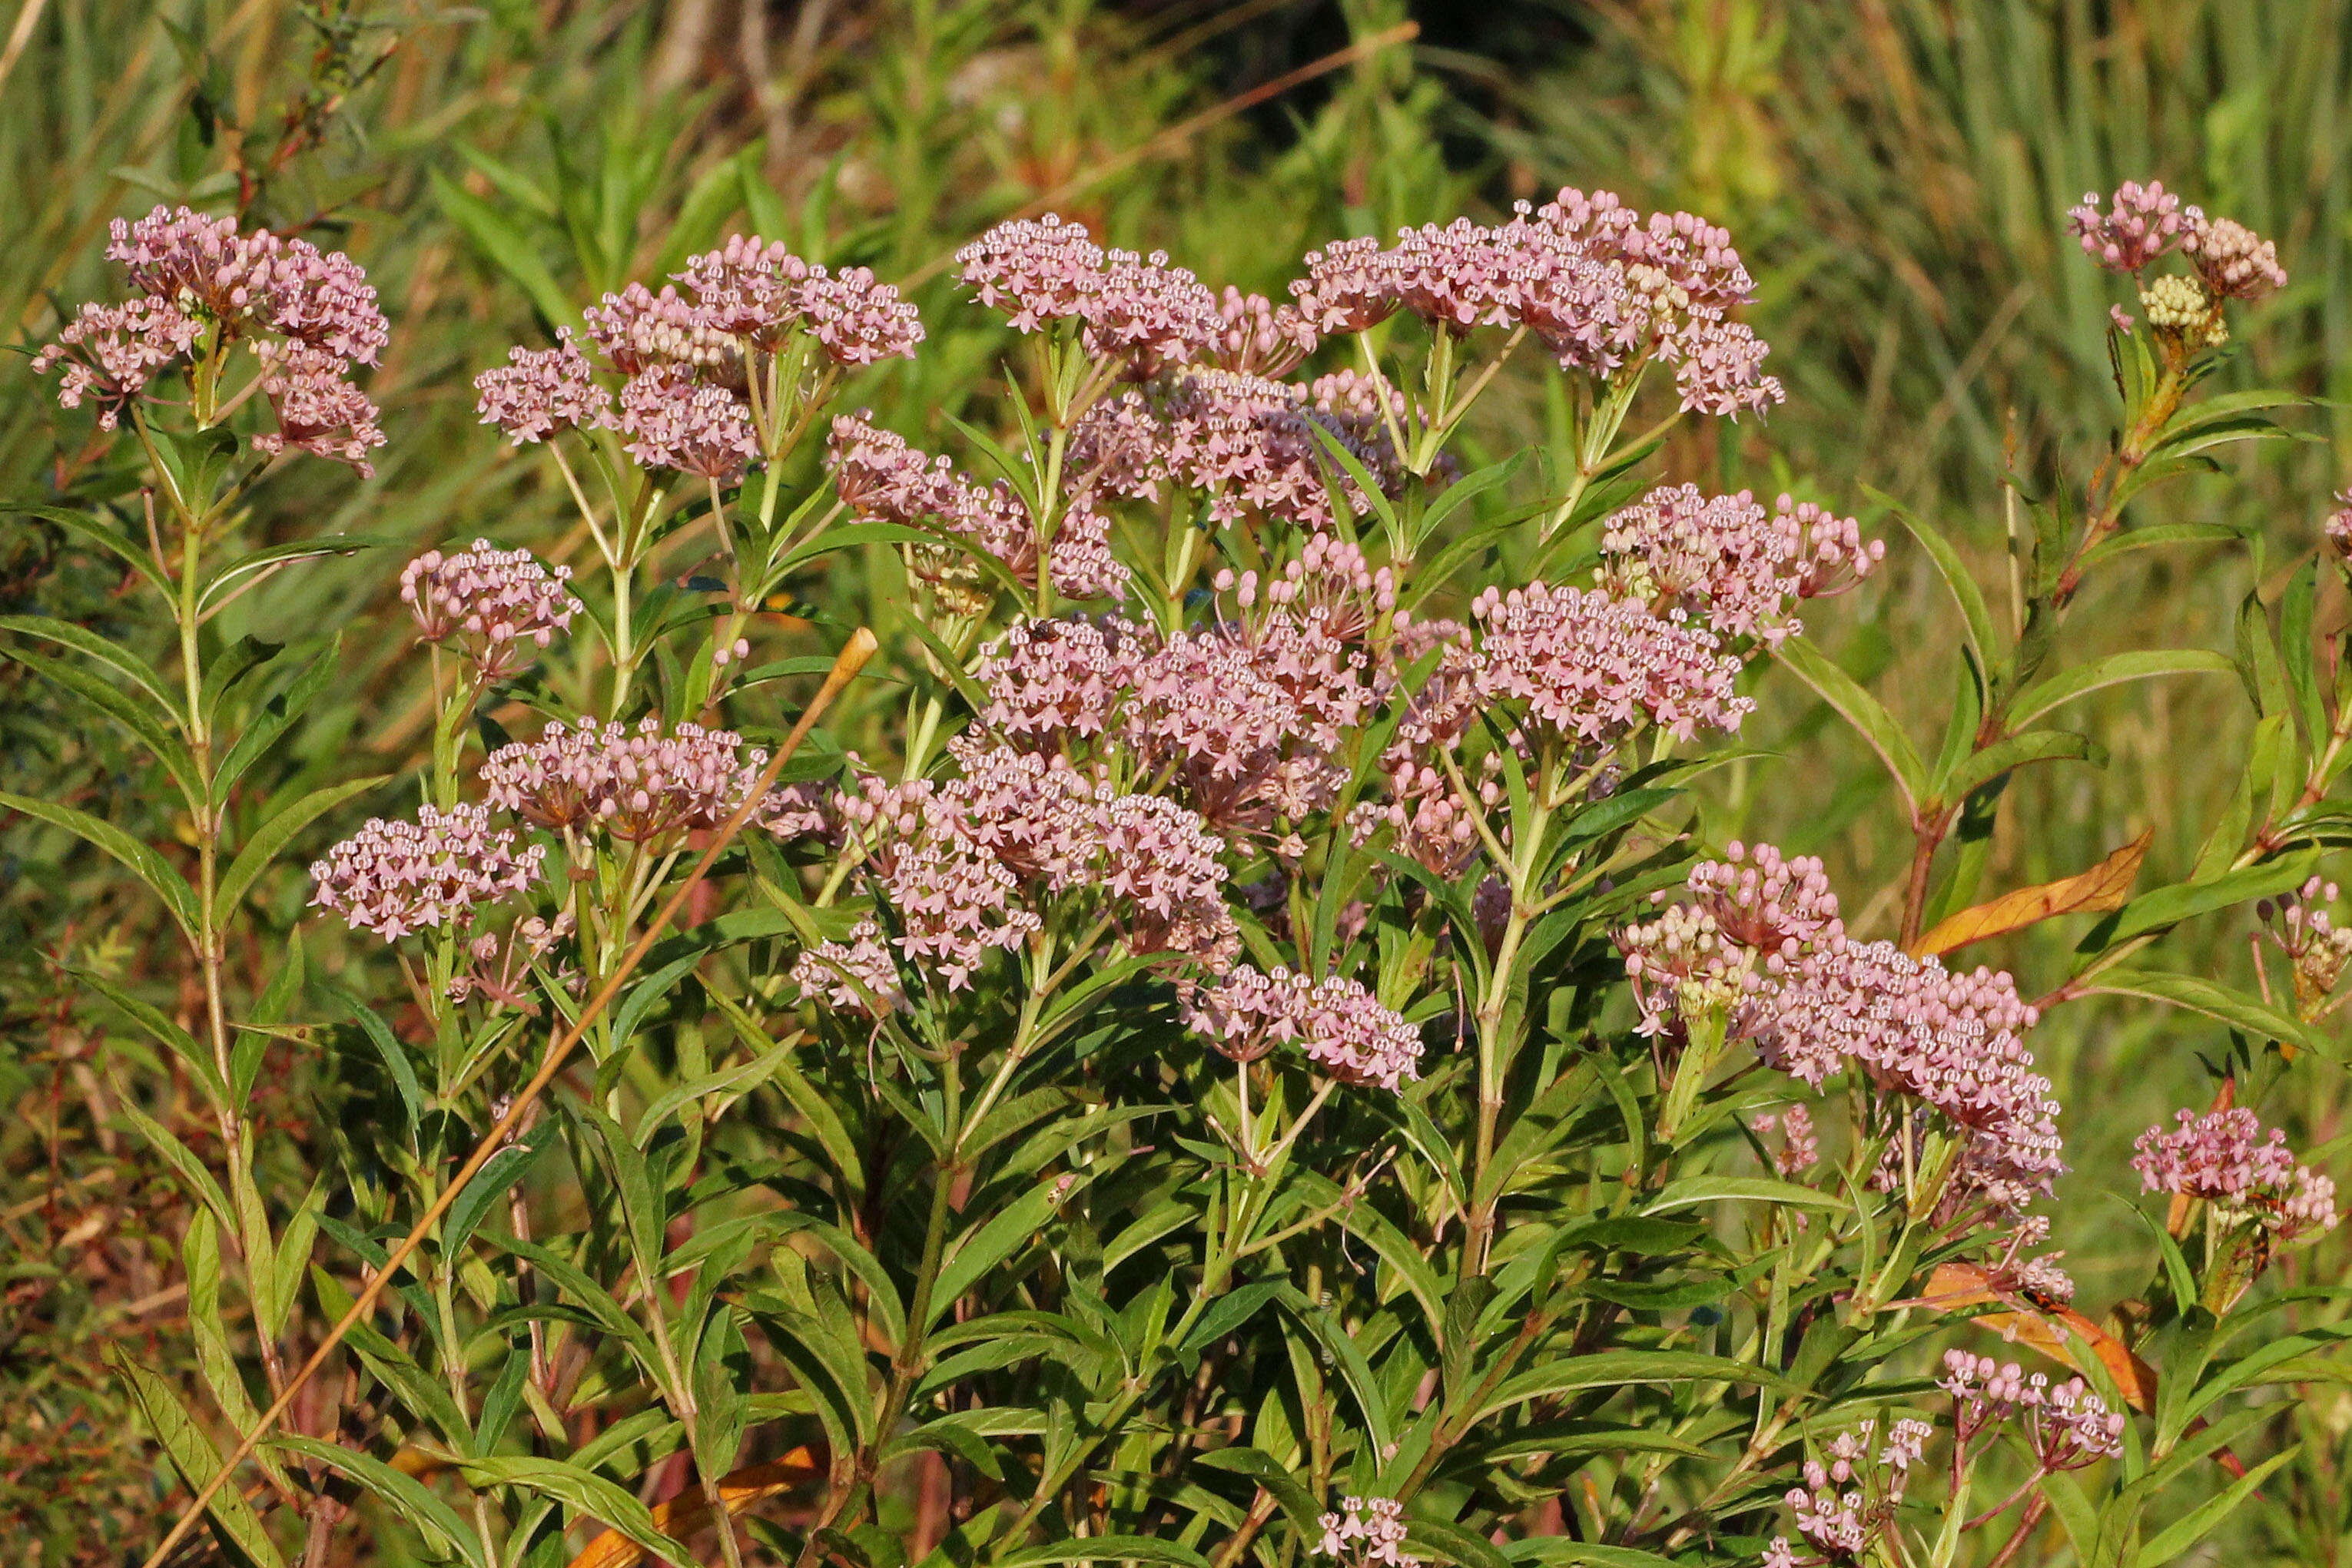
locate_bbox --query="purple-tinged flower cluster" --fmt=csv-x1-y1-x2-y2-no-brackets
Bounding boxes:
309,803,544,941
1315,1497,1415,1568
1942,1351,2126,1467
474,331,614,445
797,738,1236,997
954,215,1222,376
2069,181,2287,306
1765,1417,1930,1568
1205,287,1319,376
479,717,769,844
451,912,577,1011
668,234,925,365
1468,582,1753,746
1621,845,2062,1214
2067,181,2199,274
827,413,1128,605
619,366,761,482
1286,188,1784,416
1754,1105,1819,1175
400,539,582,678
1183,963,1424,1091
1600,484,1883,645
790,918,909,1017
32,205,388,469
2133,1107,2339,1240
2185,216,2289,302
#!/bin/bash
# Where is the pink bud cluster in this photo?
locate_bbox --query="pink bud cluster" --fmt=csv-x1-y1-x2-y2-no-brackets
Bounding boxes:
1206,287,1320,376
1083,368,1409,531
2069,181,2287,301
309,803,544,940
670,234,924,365
1315,1497,1415,1568
479,717,769,844
1621,845,2062,1212
974,605,1377,846
1289,188,1784,416
2329,491,2352,559
33,205,388,469
474,331,614,445
828,413,1128,604
796,737,1236,999
1942,1351,2126,1467
1764,1416,1930,1568
1468,582,1753,746
1754,1105,1819,1175
1183,963,1424,1091
400,539,582,678
2132,1107,2339,1240
954,214,1232,376
1599,484,1883,645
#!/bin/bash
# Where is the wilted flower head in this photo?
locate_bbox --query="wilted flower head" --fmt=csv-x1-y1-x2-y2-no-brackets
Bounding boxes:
2134,1107,2339,1241
309,803,544,940
480,716,770,844
400,539,582,678
474,331,614,444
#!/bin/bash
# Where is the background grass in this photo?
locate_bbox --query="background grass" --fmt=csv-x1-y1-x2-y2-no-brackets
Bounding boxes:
4,1,2349,1560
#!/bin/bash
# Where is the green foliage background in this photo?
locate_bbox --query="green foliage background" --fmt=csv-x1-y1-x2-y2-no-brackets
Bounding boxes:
5,0,2349,1560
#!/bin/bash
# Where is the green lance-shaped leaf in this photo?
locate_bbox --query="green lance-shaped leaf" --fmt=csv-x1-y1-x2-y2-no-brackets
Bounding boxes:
107,1343,290,1568
214,774,389,924
275,1435,487,1568
1770,636,1927,813
0,791,201,939
456,1456,695,1568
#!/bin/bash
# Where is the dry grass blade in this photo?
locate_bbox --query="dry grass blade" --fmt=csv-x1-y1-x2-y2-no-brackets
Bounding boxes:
1909,828,2151,959
135,628,879,1568
566,1448,829,1568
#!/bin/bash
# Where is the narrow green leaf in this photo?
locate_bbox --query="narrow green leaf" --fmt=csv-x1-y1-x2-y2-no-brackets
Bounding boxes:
430,169,582,330
0,791,200,938
2136,1447,2297,1563
0,613,182,717
1870,487,1998,672
2008,648,2236,730
215,775,387,923
2,501,170,591
998,1537,1211,1568
1941,728,2102,801
1476,1351,1793,1420
1770,638,1926,811
456,1455,695,1568
276,1435,486,1568
111,1346,289,1568
2078,969,2337,1058
4,645,203,808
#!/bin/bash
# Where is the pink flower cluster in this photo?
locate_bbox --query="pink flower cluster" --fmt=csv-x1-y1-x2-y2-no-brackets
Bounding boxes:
793,737,1236,999
1183,963,1424,1091
671,234,924,365
2132,1107,2339,1240
1315,1497,1415,1568
1942,1351,2126,1468
828,413,1127,604
2068,181,2287,300
1468,582,1753,746
309,803,544,940
1599,484,1883,645
33,204,387,470
789,918,908,1017
400,539,582,678
1289,188,1784,416
1621,844,2062,1212
450,912,576,1010
974,601,1378,845
474,331,613,445
1754,1105,1819,1175
955,214,1229,376
479,717,769,844
1764,1417,1929,1568
619,366,761,481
